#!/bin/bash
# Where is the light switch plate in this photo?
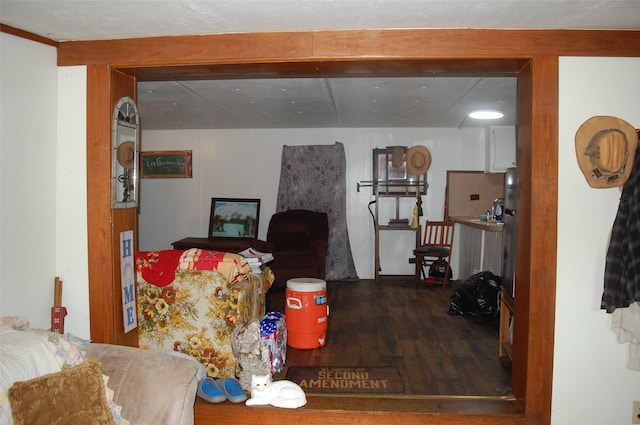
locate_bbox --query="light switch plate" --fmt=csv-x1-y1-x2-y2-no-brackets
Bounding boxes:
632,400,640,424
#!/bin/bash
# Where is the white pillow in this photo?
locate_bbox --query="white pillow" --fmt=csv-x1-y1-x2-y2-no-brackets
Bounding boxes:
0,322,86,425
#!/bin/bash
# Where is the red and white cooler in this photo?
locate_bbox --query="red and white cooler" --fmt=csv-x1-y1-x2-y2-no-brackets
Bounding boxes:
285,278,328,349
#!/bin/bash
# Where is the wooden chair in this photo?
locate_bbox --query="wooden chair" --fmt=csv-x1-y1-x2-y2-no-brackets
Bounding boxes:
414,221,455,289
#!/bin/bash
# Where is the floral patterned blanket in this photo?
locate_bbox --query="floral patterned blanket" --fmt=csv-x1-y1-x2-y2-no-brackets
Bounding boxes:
136,249,274,378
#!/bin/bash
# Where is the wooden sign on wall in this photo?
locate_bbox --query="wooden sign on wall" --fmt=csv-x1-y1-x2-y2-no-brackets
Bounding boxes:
140,150,192,178
120,230,137,334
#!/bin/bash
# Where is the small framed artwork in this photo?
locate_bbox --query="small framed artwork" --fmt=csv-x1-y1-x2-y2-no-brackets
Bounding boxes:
140,150,192,178
208,198,260,240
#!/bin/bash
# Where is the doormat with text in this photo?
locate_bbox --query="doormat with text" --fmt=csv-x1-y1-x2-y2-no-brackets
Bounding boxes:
285,366,404,394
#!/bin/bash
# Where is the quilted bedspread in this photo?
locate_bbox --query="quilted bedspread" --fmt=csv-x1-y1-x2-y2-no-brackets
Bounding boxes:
136,249,274,378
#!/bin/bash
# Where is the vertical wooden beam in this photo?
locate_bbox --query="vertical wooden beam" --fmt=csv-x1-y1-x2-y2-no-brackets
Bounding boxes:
512,60,533,404
513,56,558,424
87,64,115,343
110,69,139,347
87,65,138,346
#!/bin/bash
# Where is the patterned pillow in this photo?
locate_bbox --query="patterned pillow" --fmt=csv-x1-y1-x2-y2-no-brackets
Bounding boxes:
8,360,114,425
0,325,87,423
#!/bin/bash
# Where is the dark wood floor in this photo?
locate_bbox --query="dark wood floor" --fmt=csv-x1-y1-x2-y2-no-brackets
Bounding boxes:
269,279,512,397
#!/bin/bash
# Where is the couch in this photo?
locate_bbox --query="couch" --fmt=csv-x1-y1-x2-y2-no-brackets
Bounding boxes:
135,248,273,379
0,319,201,425
254,209,329,288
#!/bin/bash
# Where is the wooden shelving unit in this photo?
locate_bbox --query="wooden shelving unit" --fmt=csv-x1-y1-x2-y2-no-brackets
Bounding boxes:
374,220,421,282
359,148,428,282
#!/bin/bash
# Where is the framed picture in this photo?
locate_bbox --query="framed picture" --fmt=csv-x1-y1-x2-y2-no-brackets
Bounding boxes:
208,198,260,240
140,150,192,178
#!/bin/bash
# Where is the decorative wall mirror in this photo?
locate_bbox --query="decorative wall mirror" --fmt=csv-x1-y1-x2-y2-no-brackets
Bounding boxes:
111,96,140,208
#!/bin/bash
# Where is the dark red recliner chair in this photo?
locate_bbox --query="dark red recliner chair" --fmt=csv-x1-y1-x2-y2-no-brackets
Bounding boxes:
255,209,329,288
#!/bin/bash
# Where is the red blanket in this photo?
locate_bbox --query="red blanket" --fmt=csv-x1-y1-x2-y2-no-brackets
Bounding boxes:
136,248,251,287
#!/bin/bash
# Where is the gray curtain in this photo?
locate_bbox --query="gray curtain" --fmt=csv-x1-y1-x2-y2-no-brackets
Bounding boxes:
276,142,359,281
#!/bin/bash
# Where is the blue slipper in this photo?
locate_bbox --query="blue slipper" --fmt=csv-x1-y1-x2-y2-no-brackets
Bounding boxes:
197,377,226,403
215,377,247,403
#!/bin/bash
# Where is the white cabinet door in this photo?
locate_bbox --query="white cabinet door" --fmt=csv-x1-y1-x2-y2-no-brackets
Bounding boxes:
457,224,504,281
486,126,516,172
457,225,483,280
482,231,504,275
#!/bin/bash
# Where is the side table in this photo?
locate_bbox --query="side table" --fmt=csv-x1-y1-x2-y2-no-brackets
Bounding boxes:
171,237,256,253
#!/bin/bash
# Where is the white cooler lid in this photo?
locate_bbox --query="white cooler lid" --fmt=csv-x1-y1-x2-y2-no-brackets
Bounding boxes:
286,277,326,292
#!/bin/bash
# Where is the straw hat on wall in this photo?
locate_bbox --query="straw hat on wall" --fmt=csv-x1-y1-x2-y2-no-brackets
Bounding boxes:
116,141,136,170
575,116,637,188
407,145,432,176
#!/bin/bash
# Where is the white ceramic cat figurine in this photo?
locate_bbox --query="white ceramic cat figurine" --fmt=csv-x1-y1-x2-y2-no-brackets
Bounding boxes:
245,374,307,408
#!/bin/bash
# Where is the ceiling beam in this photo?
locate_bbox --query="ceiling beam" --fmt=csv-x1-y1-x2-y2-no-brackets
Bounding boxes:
121,59,525,82
57,29,640,68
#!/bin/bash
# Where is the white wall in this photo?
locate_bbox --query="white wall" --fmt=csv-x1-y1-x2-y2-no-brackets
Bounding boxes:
56,66,89,338
553,57,640,425
1,33,58,330
0,33,89,338
138,127,486,279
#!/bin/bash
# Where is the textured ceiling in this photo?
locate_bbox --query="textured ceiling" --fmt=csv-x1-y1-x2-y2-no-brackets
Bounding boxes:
3,1,638,42
137,76,517,129
2,1,638,129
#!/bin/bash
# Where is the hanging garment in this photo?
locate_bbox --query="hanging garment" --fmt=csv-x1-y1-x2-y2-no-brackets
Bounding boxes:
611,302,640,370
602,132,640,313
276,142,359,281
602,131,640,370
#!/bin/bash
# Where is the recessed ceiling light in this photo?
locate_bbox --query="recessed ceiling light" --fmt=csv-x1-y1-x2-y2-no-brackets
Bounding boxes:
469,110,504,120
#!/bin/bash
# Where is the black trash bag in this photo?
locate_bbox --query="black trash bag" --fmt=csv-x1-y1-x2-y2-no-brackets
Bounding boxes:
448,271,501,320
